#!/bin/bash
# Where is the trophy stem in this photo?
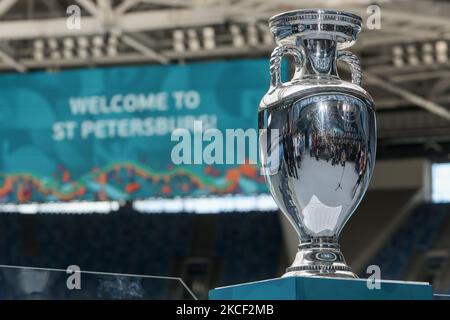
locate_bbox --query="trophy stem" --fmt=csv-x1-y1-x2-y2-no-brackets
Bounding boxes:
283,237,357,279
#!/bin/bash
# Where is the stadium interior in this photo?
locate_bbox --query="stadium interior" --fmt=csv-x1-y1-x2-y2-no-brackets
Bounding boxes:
0,0,449,300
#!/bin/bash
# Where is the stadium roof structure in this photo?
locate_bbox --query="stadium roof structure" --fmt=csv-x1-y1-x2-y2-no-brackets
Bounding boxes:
0,0,449,157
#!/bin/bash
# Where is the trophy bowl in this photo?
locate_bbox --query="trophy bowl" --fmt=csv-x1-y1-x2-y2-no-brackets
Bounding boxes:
259,9,377,278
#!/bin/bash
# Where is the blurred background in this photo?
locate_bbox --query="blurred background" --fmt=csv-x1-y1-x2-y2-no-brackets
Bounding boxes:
0,0,449,299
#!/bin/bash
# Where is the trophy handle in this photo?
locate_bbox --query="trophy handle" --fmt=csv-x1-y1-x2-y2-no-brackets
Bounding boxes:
269,45,305,92
337,50,363,86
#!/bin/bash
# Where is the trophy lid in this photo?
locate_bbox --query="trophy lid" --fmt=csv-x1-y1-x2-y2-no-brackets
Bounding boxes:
269,9,362,49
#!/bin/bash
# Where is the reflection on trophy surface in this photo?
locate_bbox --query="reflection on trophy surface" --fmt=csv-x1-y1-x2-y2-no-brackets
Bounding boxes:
259,9,377,278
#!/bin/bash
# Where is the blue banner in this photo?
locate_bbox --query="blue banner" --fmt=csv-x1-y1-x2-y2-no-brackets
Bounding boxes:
0,59,270,203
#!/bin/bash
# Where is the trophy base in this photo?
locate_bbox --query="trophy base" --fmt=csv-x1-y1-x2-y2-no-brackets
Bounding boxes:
209,277,433,300
283,238,356,279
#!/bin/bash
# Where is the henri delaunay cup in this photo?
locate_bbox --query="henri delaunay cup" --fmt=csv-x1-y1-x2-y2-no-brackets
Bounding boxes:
259,9,377,278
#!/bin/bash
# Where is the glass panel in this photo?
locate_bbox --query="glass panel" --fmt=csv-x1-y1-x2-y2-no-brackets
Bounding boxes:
0,265,196,300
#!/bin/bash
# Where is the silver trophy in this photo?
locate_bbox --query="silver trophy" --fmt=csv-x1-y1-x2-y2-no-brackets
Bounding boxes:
259,9,377,278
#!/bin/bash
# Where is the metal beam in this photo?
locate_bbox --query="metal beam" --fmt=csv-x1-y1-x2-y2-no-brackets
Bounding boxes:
0,17,103,39
366,72,450,122
391,71,450,83
115,0,193,14
4,3,444,44
143,0,193,7
121,34,168,64
367,62,450,76
0,0,18,17
41,0,65,16
98,0,113,13
0,44,273,70
129,32,157,48
0,8,232,39
349,7,450,30
75,0,99,16
376,96,450,109
118,8,229,31
115,0,141,14
0,47,25,72
97,0,114,27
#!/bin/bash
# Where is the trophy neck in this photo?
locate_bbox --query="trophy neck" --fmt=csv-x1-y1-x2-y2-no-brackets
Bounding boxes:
302,38,338,79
